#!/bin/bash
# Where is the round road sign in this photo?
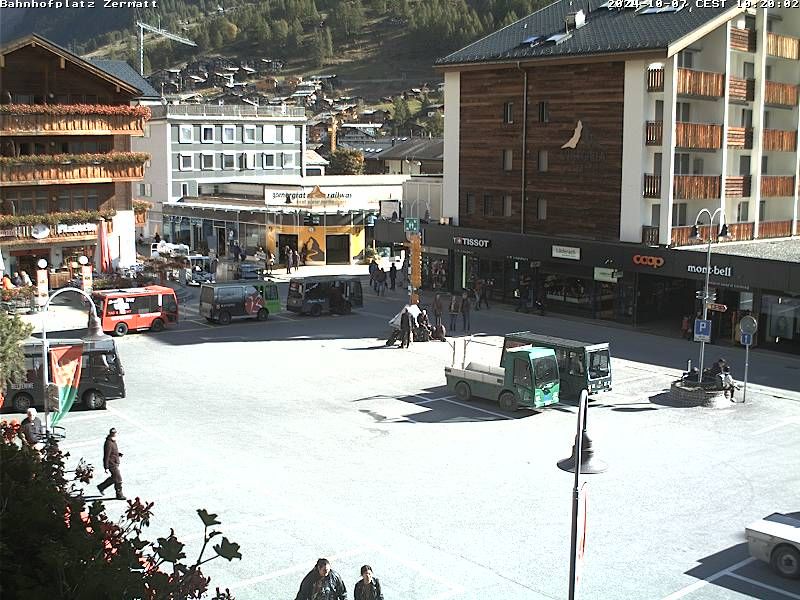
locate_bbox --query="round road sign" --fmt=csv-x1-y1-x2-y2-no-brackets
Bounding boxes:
739,315,758,335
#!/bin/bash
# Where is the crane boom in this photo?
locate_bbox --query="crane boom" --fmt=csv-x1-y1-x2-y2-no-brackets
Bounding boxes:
137,21,197,76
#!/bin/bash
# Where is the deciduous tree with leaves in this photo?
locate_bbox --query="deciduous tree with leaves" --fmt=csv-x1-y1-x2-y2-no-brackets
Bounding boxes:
0,312,33,401
328,148,365,175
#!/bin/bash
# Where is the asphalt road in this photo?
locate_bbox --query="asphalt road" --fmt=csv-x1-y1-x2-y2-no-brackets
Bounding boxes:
10,280,800,600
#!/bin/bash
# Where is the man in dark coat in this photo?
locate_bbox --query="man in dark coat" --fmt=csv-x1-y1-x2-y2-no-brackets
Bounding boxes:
354,565,384,600
389,263,397,290
400,307,412,349
295,558,347,600
97,428,125,500
19,407,44,449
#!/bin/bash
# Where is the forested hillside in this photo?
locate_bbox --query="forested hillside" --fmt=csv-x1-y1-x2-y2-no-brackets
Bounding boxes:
3,0,547,86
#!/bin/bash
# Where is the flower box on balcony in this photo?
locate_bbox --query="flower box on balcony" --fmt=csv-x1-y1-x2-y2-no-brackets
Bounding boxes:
0,104,151,137
0,152,149,186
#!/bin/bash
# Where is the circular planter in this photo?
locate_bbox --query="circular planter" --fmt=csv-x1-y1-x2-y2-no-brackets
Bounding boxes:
669,380,727,408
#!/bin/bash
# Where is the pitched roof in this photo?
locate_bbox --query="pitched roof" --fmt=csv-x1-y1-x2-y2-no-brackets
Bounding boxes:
89,59,161,100
304,149,330,166
437,2,741,66
373,137,444,162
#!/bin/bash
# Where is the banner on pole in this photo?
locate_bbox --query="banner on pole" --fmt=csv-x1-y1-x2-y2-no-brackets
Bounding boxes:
49,345,83,426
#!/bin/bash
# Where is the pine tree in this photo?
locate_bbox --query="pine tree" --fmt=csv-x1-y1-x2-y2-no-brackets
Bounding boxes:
311,30,327,67
0,312,33,397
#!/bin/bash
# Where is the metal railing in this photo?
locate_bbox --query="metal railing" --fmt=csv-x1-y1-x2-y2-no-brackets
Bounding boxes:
150,104,306,119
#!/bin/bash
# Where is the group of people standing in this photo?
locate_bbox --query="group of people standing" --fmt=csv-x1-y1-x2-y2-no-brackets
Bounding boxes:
368,259,401,296
295,559,383,600
430,290,480,334
285,245,306,274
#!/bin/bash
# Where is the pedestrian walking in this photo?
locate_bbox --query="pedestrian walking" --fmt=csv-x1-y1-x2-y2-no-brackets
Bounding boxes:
478,279,491,310
19,407,44,450
368,259,378,291
449,293,462,332
389,263,397,290
295,558,347,600
376,268,387,296
433,293,443,328
461,290,471,332
286,246,294,274
97,428,126,500
354,565,384,600
294,249,301,272
681,315,691,340
515,276,529,312
400,307,412,349
266,250,274,274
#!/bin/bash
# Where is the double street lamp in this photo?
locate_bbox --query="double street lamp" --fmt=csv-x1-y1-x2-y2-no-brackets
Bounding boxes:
690,208,729,380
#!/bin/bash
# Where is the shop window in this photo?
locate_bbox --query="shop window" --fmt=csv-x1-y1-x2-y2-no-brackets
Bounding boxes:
538,150,548,172
763,294,800,342
503,102,514,124
466,192,476,215
222,125,236,143
201,125,215,143
483,194,493,216
502,150,513,172
536,198,547,220
736,201,749,222
672,202,687,226
503,195,512,217
178,125,193,143
538,101,549,123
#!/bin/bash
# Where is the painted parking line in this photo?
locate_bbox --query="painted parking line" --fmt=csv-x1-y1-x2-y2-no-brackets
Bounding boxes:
661,557,756,600
726,572,800,599
753,417,800,435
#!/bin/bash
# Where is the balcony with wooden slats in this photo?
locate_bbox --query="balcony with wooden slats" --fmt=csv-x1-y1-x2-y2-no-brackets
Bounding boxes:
675,122,722,150
643,174,661,198
0,113,147,137
759,220,793,239
727,126,753,149
764,81,799,107
647,68,664,92
767,32,800,60
670,222,756,246
645,121,663,145
729,76,755,103
0,158,147,187
677,68,724,99
673,175,721,199
730,28,756,53
725,176,751,198
763,129,797,152
760,175,796,197
641,225,660,245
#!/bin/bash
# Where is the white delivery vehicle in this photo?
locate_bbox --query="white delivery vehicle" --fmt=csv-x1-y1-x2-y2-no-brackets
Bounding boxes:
745,512,800,579
150,241,190,259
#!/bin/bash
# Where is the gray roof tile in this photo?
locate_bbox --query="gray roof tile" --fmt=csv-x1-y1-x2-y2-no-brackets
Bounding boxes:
89,59,161,100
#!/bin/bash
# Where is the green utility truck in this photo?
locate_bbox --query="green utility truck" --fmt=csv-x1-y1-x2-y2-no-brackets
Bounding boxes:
502,332,612,400
444,347,560,411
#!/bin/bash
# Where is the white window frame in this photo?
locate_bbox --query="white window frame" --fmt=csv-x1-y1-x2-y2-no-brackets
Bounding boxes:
283,151,297,169
178,125,193,143
201,152,215,170
137,183,152,197
263,124,277,143
222,152,236,170
179,153,193,171
180,183,190,197
282,124,296,144
262,152,276,169
243,125,257,144
201,125,215,143
243,152,256,170
222,125,236,144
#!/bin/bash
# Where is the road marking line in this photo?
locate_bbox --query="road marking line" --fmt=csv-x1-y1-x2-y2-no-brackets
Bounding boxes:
727,572,800,599
753,418,800,435
413,394,455,404
228,545,371,590
660,557,756,600
436,397,513,420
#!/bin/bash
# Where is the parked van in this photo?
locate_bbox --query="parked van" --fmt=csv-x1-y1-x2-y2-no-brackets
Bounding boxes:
287,276,363,316
93,286,179,337
199,280,281,325
6,337,125,412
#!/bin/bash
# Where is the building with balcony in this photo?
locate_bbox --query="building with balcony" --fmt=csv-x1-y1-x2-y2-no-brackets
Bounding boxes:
374,2,800,354
1,34,154,275
131,103,307,242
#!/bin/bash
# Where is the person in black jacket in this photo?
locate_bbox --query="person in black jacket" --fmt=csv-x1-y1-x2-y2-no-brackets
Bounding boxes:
354,565,384,600
399,308,412,349
97,428,125,500
295,558,347,600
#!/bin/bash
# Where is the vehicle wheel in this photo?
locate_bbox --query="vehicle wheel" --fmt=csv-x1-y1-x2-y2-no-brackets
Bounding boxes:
257,308,269,321
310,304,322,317
114,322,129,337
218,311,232,325
150,318,165,332
499,391,519,411
13,393,33,412
454,381,472,401
83,390,106,410
771,544,800,579
340,301,352,315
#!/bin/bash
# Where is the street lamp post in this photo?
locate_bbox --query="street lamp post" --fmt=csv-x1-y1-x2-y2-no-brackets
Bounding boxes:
40,286,110,431
690,208,728,381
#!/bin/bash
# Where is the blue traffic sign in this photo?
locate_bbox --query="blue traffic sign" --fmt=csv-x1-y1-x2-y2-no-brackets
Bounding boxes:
694,319,712,342
740,332,753,346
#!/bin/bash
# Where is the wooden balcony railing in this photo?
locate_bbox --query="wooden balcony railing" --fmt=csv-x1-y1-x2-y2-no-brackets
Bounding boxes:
767,32,800,60
641,225,660,245
730,28,756,53
760,176,795,197
763,129,797,152
0,113,147,137
0,156,147,187
759,220,793,239
727,126,753,149
647,68,664,92
765,81,799,107
645,121,663,145
675,122,722,150
729,76,755,102
673,175,721,199
677,68,724,99
671,222,755,246
725,176,751,198
671,225,705,246
728,222,754,241
643,174,661,198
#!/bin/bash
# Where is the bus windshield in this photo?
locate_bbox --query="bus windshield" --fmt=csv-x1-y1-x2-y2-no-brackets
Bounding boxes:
588,350,610,379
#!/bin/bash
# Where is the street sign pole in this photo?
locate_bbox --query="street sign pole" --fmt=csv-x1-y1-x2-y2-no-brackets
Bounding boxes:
743,343,750,404
738,316,757,405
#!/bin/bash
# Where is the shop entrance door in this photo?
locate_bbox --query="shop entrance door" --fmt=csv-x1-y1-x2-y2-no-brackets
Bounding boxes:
326,234,350,264
277,234,298,265
214,227,227,257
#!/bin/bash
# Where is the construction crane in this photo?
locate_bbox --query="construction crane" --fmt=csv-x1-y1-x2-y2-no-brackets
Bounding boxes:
137,21,197,76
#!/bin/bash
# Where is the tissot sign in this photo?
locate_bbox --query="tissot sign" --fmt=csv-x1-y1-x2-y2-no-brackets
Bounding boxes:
453,236,491,248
